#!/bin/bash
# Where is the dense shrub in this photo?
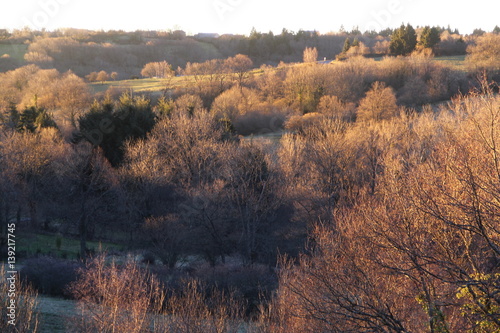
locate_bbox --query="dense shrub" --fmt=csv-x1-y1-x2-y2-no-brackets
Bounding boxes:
233,109,286,135
20,256,82,297
75,93,157,166
194,263,277,303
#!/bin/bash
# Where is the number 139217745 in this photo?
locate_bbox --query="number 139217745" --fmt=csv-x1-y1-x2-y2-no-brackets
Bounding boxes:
7,223,16,270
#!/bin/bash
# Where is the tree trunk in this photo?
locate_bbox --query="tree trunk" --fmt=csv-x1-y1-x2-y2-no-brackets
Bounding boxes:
29,200,38,229
16,206,21,224
79,199,88,260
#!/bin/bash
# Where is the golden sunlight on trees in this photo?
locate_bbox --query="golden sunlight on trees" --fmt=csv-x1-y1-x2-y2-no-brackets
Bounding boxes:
264,88,500,333
224,54,253,88
3,27,500,333
419,26,441,50
95,70,109,84
24,51,54,65
69,255,164,333
356,81,398,122
317,95,356,121
164,280,244,333
0,129,66,229
211,86,262,119
302,47,318,63
140,61,175,78
0,65,91,127
0,267,39,333
466,33,500,72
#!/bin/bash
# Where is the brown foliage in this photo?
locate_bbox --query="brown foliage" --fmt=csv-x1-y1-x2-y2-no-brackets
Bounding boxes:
0,267,39,333
69,255,164,333
69,255,245,333
0,65,91,125
162,279,245,333
141,61,174,78
302,47,318,63
266,86,500,333
356,81,398,122
466,33,500,72
317,95,356,121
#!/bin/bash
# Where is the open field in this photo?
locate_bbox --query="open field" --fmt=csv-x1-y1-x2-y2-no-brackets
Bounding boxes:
90,76,187,94
18,232,124,259
89,67,266,94
0,43,27,62
434,54,467,70
89,56,468,95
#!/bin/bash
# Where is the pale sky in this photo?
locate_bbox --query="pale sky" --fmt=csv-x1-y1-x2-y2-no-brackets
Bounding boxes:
2,0,498,35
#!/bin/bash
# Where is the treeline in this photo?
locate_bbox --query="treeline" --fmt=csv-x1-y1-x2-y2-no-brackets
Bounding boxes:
2,37,498,139
20,37,222,79
3,25,497,77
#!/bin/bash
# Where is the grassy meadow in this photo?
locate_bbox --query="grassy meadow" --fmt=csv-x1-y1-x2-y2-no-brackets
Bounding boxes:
90,55,468,95
18,232,123,260
0,43,28,62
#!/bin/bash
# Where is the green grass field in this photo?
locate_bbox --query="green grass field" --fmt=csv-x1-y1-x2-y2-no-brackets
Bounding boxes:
89,68,266,95
434,54,467,70
0,43,28,62
18,232,123,260
90,76,194,94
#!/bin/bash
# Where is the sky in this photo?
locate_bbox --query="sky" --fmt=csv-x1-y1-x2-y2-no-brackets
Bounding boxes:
1,0,498,35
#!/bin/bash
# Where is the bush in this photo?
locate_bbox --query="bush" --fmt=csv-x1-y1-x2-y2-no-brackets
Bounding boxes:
163,279,246,333
211,86,263,120
194,263,278,312
233,109,286,135
466,33,500,73
20,257,82,297
317,95,356,121
284,112,324,133
68,255,164,333
68,255,247,333
0,266,39,333
356,81,398,122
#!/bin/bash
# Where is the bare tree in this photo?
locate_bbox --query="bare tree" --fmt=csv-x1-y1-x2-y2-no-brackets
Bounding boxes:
356,81,398,122
60,143,121,258
184,59,229,97
162,279,245,333
95,70,109,84
140,61,175,79
69,255,164,333
224,54,253,89
0,128,65,229
466,33,500,73
303,47,318,63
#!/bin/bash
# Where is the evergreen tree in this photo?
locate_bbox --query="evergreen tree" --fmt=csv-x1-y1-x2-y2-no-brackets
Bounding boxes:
493,25,500,34
75,93,157,167
390,24,417,55
350,26,361,35
352,37,360,47
342,38,351,53
472,28,485,36
14,106,57,133
419,26,441,49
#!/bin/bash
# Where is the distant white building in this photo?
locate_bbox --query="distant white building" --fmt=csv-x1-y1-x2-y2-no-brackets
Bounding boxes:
194,33,220,39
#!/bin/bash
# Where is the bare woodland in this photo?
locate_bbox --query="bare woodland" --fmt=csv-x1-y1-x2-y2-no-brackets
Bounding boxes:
0,27,500,332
